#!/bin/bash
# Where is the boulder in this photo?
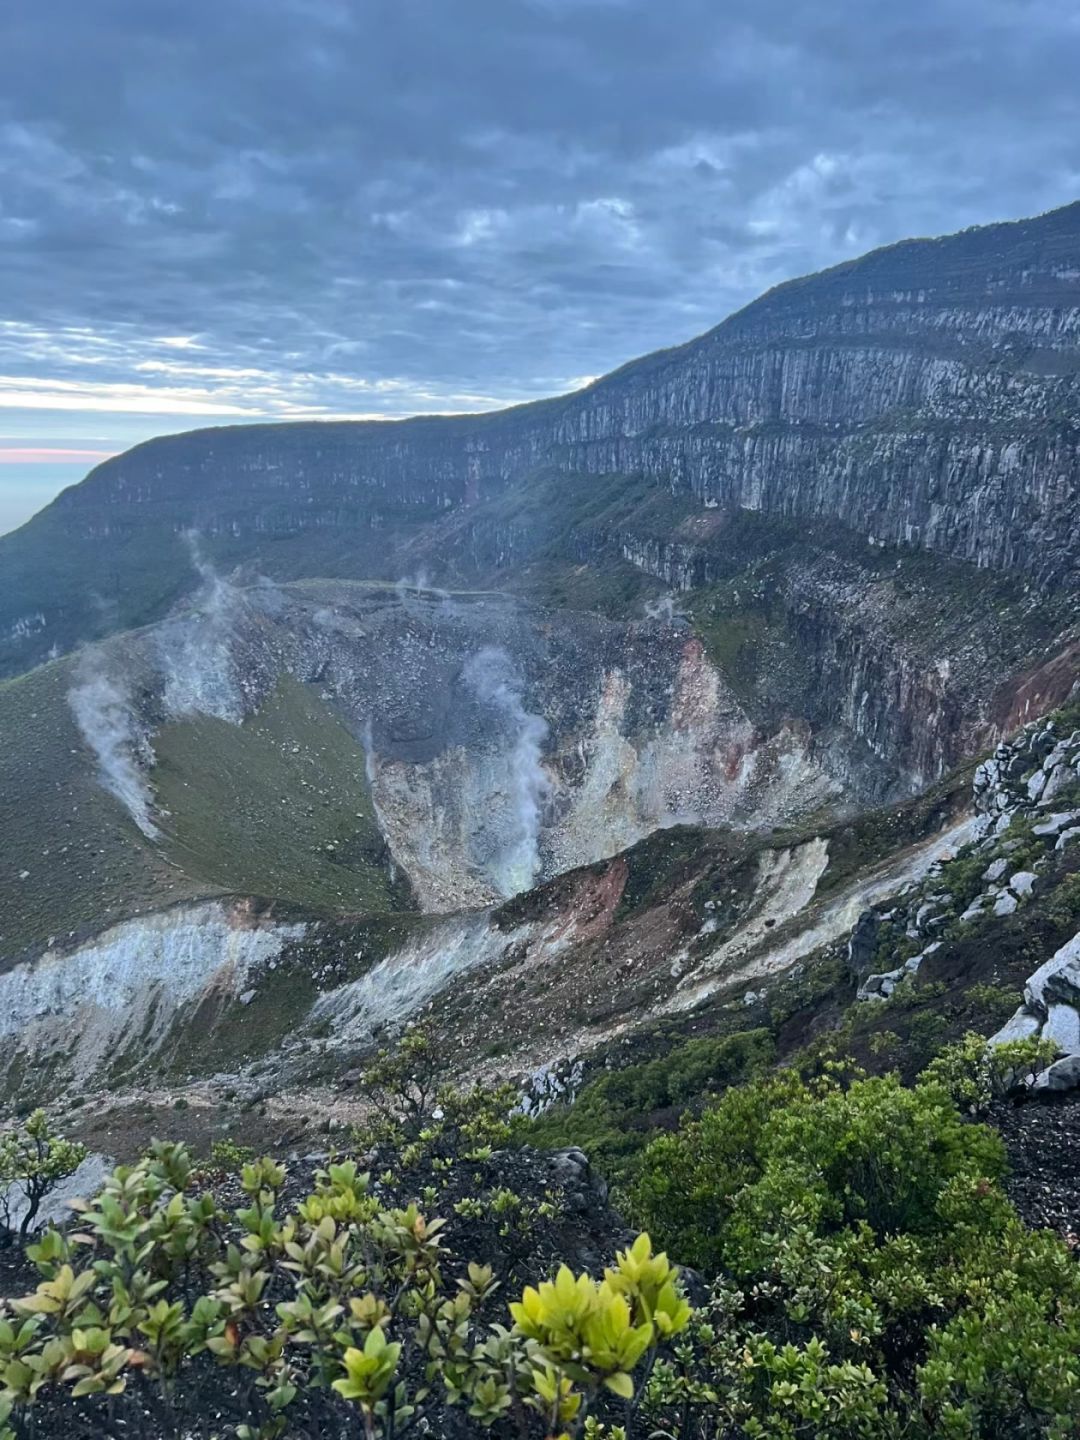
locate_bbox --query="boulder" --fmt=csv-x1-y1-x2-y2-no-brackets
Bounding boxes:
1034,1054,1080,1093
991,1009,1042,1045
991,932,1080,1056
1033,812,1080,837
846,910,880,979
1044,1004,1080,1054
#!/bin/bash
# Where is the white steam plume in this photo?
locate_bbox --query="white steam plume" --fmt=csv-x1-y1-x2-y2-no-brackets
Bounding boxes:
643,595,678,621
158,532,244,721
68,663,159,839
464,646,551,897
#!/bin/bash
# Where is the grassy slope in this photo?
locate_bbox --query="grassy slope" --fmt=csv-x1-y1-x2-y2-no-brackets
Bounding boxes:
0,658,201,965
154,676,408,915
0,667,410,965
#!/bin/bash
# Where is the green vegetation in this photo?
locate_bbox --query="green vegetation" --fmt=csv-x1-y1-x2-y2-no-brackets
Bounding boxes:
0,1094,692,1439
0,1112,86,1242
0,659,200,961
920,1032,1058,1113
527,1030,774,1185
628,1061,1080,1438
4,1031,1080,1438
155,676,409,915
0,663,411,965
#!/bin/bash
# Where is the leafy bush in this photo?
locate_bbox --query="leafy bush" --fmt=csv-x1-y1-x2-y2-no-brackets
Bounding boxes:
0,1111,86,1244
632,1067,1004,1274
525,1030,774,1185
921,1032,1059,1113
5,1042,1080,1439
0,1139,690,1440
627,1065,1080,1438
1045,872,1080,928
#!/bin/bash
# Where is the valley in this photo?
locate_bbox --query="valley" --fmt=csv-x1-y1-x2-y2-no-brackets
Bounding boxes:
2,202,1080,1122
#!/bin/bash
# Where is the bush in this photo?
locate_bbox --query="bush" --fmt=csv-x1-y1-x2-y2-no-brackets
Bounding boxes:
525,1029,774,1185
922,1032,1059,1113
0,1111,86,1244
4,1059,1080,1438
634,1068,1005,1273
0,1141,690,1440
627,1065,1080,1438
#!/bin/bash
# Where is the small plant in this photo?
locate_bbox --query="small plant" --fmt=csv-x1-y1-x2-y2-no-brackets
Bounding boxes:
208,1138,256,1171
0,1111,87,1243
921,1031,1059,1112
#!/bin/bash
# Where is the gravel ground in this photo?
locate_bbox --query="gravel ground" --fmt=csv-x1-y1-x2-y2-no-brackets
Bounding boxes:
994,1093,1080,1240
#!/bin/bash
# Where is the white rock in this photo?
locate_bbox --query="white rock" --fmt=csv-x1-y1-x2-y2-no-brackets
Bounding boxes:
1010,871,1037,897
1033,812,1080,837
993,891,1018,917
1033,1054,1080,1092
1041,767,1078,806
1027,770,1047,801
990,931,1080,1056
1055,827,1080,852
990,1009,1042,1046
983,858,1009,882
857,973,894,1002
1044,1003,1080,1055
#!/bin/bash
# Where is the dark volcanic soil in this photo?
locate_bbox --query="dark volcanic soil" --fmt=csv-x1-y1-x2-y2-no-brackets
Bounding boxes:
995,1093,1080,1240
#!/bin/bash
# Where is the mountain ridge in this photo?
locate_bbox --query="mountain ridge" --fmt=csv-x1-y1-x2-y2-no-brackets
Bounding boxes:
3,198,1080,678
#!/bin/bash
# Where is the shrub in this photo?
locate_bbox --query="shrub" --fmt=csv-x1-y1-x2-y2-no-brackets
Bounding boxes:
632,1068,1004,1273
0,1139,690,1440
525,1029,774,1186
921,1032,1059,1113
627,1064,1080,1439
0,1111,87,1243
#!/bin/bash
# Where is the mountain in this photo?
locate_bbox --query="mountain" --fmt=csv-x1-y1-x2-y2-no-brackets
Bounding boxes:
4,199,1079,676
0,199,1079,1123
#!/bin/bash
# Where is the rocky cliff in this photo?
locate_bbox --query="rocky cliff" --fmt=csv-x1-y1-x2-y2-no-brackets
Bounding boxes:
3,201,1080,1121
3,201,1079,681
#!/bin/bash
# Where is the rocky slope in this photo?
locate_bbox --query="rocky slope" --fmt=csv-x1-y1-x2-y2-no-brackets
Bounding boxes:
2,201,1080,1127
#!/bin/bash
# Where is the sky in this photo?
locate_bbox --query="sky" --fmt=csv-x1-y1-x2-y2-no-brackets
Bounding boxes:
1,1,1079,535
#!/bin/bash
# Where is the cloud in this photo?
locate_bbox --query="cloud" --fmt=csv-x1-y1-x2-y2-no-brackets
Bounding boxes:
0,447,117,464
0,0,1077,532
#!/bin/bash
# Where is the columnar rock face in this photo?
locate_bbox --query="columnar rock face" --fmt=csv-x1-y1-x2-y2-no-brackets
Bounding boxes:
3,202,1079,678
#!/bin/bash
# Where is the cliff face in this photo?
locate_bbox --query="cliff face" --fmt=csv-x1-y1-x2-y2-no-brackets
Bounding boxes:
3,200,1079,680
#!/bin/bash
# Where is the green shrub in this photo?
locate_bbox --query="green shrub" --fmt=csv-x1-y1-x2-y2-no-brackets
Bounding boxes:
632,1068,1004,1274
0,1110,87,1242
4,1058,1080,1439
526,1029,774,1185
964,982,1023,1029
922,1032,1059,1113
627,1063,1080,1439
1046,872,1080,928
0,1140,691,1440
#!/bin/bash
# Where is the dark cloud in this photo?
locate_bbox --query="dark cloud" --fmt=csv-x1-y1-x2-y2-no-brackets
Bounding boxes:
1,0,1079,528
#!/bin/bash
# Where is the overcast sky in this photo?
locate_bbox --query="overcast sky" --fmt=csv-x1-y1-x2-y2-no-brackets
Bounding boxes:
1,0,1079,533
